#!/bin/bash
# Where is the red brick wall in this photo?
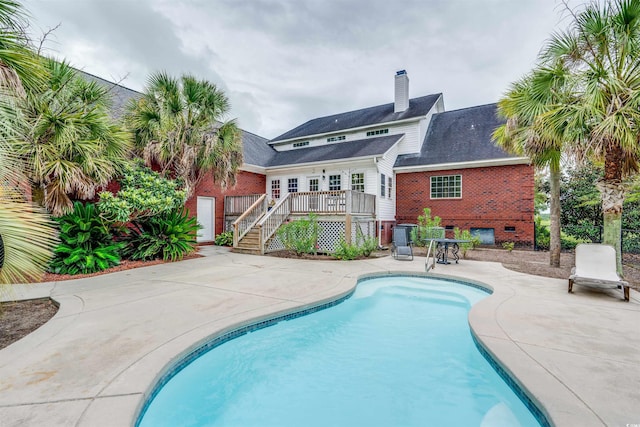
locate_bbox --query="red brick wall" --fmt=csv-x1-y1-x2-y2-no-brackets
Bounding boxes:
185,170,266,237
395,164,535,246
378,221,394,245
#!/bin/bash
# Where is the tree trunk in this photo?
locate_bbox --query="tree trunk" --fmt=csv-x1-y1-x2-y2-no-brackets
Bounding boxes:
549,163,561,268
598,144,625,273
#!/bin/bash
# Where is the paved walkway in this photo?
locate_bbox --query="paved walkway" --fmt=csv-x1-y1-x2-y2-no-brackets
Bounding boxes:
0,247,638,427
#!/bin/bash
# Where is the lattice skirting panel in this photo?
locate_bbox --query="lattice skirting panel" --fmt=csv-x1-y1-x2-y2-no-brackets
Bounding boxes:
265,219,376,254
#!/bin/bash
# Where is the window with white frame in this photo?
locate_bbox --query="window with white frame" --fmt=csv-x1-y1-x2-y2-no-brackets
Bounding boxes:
380,173,386,197
388,176,392,198
288,178,298,193
329,174,341,191
271,179,280,199
430,175,462,199
351,173,364,192
308,177,319,192
366,128,389,137
327,135,346,142
293,141,309,148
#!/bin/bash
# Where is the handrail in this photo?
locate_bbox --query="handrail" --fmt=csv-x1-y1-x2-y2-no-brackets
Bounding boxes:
232,194,267,247
257,193,292,253
425,239,436,272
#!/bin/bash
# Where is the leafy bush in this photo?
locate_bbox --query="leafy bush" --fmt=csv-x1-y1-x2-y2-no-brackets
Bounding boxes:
49,202,123,275
358,235,378,257
536,216,589,250
502,242,515,252
214,231,234,246
332,237,361,260
123,208,199,261
535,216,551,250
332,229,379,260
276,213,320,256
453,228,480,257
98,162,186,223
412,208,443,246
622,231,640,254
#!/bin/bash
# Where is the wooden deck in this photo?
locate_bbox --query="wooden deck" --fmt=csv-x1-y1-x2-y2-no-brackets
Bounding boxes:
230,190,376,254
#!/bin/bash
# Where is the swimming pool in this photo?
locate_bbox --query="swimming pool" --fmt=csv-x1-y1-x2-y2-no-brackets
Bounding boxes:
138,275,544,426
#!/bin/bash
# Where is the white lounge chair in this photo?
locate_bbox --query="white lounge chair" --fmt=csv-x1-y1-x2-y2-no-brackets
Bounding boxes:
568,244,630,302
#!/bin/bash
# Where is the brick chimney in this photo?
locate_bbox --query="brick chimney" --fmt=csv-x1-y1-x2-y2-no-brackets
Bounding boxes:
394,70,409,113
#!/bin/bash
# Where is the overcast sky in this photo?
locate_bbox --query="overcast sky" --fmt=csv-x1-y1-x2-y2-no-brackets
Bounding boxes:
24,0,573,139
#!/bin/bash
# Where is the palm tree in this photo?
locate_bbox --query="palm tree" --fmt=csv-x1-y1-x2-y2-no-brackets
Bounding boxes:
10,59,132,216
0,0,57,287
539,0,640,272
126,72,243,198
494,64,571,267
0,0,45,93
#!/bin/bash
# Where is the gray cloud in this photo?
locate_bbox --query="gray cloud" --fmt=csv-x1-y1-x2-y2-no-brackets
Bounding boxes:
26,0,568,138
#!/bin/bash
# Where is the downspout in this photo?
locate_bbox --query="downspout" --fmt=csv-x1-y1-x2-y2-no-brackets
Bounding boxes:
374,156,382,247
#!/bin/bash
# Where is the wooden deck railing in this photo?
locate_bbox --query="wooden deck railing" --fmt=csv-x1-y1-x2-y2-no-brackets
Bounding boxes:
225,194,263,215
232,194,267,247
289,190,375,214
257,193,292,253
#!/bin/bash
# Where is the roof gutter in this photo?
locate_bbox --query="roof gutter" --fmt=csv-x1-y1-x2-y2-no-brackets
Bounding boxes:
239,163,267,174
393,157,530,173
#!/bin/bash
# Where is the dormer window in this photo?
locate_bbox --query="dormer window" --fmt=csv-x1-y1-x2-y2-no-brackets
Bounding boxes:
293,141,309,148
366,128,389,137
327,135,346,142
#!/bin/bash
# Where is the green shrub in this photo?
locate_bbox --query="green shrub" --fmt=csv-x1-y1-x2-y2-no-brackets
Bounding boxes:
560,233,588,250
535,216,589,250
214,231,234,246
453,228,480,257
98,162,186,223
332,237,361,260
49,202,123,275
502,241,515,252
535,216,551,250
124,208,199,261
355,226,378,257
276,213,320,256
412,208,442,247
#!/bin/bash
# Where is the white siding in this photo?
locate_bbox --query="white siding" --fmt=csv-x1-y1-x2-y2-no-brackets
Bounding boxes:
265,160,377,201
375,144,398,221
274,121,423,155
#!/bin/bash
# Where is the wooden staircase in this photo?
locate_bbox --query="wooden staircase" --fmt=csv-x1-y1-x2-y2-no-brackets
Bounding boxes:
234,227,262,254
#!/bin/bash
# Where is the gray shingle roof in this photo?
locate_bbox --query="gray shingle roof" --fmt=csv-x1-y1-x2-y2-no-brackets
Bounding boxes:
394,103,516,168
267,134,403,167
241,130,277,167
76,70,141,119
271,94,441,142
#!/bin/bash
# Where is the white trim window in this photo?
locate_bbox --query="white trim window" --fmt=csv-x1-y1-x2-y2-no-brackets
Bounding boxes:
308,177,319,192
329,174,341,191
271,179,281,199
388,176,393,198
430,175,462,199
351,173,364,192
380,173,386,197
366,128,389,137
288,178,298,193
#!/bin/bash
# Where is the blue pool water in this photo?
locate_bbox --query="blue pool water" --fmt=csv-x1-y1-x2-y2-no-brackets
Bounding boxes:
139,276,542,427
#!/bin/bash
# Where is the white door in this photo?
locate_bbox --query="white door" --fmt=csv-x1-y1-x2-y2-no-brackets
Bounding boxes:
196,197,215,242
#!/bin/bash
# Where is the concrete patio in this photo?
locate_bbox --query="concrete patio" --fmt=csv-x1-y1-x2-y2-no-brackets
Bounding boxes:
0,246,638,427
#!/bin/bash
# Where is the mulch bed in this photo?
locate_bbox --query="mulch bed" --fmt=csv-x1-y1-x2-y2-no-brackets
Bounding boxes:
0,298,59,350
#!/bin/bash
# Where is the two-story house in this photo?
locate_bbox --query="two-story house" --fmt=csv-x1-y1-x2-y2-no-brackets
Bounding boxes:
84,69,534,253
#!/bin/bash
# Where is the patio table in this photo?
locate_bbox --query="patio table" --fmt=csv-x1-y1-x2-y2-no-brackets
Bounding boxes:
426,238,470,264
